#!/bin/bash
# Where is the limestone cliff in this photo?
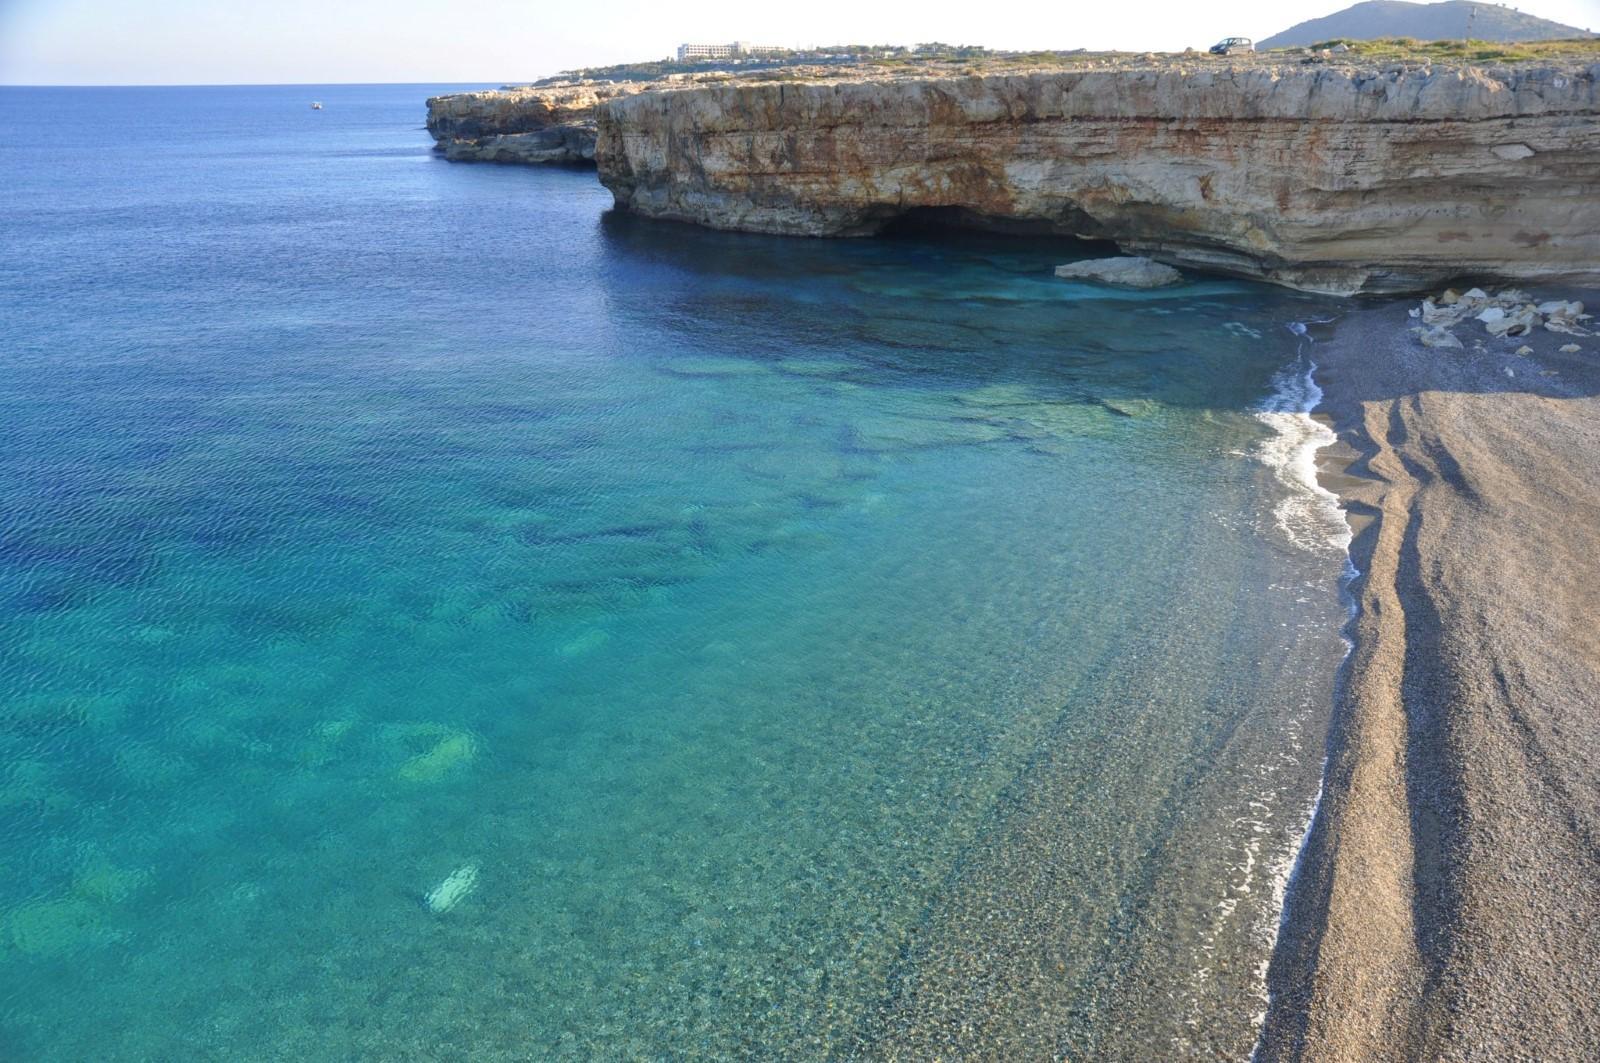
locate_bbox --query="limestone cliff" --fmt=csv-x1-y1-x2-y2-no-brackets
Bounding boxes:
425,72,754,165
425,84,646,164
594,61,1600,294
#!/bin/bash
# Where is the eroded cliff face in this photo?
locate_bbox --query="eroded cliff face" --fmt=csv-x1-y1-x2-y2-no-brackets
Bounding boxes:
594,62,1600,294
426,84,646,164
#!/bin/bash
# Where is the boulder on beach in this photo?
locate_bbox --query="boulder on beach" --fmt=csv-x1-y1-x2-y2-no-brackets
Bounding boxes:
1415,325,1464,349
1410,287,1594,343
1053,257,1183,289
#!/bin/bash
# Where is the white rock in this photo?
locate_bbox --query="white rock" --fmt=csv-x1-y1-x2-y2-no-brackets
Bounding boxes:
1476,306,1506,324
1492,143,1535,161
1486,306,1541,337
1461,288,1489,302
1516,345,1534,355
1053,256,1183,288
1560,343,1582,353
1415,326,1463,349
1421,298,1467,326
423,863,480,914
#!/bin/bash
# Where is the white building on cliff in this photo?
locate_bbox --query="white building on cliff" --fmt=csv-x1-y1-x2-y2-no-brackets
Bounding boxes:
676,42,786,60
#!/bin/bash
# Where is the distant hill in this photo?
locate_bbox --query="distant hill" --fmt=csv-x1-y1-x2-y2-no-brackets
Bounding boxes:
1260,1,1596,48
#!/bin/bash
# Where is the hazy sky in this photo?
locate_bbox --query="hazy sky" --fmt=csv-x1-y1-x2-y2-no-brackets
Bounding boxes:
2,0,1597,85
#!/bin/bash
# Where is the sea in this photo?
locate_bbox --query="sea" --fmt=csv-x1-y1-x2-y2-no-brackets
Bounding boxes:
0,84,1352,1059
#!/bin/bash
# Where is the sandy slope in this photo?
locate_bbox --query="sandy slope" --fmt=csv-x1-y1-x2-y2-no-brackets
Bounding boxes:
1259,295,1600,1060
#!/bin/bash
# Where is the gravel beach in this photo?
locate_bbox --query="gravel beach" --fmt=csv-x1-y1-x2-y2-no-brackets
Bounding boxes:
1258,292,1600,1061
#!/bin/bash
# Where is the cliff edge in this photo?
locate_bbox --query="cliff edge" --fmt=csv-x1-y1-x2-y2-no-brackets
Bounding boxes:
425,83,646,164
594,60,1600,294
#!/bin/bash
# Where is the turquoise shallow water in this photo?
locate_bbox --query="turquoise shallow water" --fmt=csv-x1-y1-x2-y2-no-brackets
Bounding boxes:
0,85,1349,1057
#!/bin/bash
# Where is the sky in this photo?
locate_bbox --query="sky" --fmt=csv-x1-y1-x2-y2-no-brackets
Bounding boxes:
1,0,1597,85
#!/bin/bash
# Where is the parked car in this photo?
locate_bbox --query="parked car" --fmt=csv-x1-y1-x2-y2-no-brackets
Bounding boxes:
1209,37,1254,55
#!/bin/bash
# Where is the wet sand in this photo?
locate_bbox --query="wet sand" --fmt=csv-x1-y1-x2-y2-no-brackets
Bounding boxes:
1259,294,1600,1060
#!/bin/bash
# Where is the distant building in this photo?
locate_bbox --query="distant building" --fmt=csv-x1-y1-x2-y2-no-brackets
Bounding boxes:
677,41,787,61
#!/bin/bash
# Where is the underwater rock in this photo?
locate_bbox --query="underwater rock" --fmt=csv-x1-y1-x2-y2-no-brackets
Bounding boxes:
852,413,1012,451
659,355,772,377
397,731,477,783
775,358,855,378
423,863,480,914
1053,257,1183,289
557,628,612,658
299,719,357,768
0,759,72,814
114,741,196,790
1100,397,1162,418
6,898,109,957
314,720,355,741
4,853,144,956
71,859,145,905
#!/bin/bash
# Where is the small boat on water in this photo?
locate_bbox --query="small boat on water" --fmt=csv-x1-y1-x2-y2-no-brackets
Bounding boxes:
310,101,323,110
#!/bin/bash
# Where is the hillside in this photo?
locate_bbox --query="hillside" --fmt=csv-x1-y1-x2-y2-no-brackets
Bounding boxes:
1261,1,1595,48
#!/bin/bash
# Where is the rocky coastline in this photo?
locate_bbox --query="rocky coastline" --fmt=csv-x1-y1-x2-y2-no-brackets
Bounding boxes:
425,83,643,164
429,56,1600,295
423,55,1600,1058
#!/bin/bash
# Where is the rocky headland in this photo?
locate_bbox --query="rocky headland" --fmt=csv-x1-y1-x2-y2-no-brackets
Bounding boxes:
429,54,1599,294
425,82,644,164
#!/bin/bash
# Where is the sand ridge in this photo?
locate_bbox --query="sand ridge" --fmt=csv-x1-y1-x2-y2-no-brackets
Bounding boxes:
1259,294,1600,1060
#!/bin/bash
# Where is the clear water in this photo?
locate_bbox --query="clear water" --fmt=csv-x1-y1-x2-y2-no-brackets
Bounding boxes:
0,85,1349,1058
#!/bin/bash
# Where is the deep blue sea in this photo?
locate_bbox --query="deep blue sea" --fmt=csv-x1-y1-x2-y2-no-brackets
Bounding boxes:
0,84,1351,1059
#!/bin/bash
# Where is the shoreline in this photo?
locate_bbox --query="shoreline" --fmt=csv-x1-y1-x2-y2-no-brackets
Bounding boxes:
1251,344,1365,1060
856,328,1357,1059
1258,290,1600,1059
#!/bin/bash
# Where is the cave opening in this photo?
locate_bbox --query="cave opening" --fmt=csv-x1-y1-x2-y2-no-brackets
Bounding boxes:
873,206,1118,257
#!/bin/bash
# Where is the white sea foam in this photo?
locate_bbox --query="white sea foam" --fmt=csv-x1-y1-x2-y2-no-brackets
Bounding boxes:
1241,340,1363,1060
1254,358,1352,557
1168,346,1362,1057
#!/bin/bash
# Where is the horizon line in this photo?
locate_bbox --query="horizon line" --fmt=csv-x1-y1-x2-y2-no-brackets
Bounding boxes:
0,80,531,89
